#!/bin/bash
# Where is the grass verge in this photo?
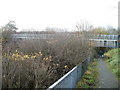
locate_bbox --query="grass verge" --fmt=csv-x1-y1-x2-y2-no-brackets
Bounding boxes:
104,48,120,79
76,59,98,88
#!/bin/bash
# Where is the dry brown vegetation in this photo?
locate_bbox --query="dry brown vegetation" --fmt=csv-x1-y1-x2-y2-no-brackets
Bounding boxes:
2,26,95,88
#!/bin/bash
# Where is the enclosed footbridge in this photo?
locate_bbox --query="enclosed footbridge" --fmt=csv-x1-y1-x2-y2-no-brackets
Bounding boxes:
12,34,120,48
89,34,120,48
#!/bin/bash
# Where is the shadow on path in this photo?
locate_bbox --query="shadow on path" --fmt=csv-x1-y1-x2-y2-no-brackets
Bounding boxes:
97,58,118,88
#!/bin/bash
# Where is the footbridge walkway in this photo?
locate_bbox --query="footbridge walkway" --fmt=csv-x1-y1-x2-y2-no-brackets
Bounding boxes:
89,34,120,48
12,34,120,48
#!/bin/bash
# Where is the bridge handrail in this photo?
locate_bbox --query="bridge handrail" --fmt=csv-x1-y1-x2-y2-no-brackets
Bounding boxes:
90,34,119,40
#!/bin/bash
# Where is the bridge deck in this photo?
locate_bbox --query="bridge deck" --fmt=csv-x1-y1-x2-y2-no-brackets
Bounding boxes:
11,34,120,48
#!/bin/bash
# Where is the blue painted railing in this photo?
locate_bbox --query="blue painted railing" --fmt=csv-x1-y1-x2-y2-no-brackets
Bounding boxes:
47,57,93,89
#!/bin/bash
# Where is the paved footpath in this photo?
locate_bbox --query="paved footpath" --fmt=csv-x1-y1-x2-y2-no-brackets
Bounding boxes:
97,58,119,88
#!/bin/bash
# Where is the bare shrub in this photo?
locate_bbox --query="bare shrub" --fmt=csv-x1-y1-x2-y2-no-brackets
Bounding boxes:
2,29,95,88
2,57,54,88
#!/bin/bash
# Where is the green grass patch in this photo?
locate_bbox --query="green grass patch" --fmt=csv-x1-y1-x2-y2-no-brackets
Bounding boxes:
104,48,120,79
76,59,98,88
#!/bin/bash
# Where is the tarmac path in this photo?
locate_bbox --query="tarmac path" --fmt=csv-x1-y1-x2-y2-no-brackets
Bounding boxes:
97,58,119,88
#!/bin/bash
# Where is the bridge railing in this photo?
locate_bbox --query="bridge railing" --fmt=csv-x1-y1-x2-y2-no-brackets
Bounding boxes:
90,35,118,40
47,57,93,89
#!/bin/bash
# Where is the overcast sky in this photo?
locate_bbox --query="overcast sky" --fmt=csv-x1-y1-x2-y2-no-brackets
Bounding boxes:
0,0,119,31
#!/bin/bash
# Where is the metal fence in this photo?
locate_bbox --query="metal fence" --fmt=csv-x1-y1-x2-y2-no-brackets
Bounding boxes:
47,57,93,89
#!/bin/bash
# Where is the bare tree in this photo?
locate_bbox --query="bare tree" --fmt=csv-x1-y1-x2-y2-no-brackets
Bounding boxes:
75,20,93,46
2,21,18,53
76,20,93,32
2,21,18,40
